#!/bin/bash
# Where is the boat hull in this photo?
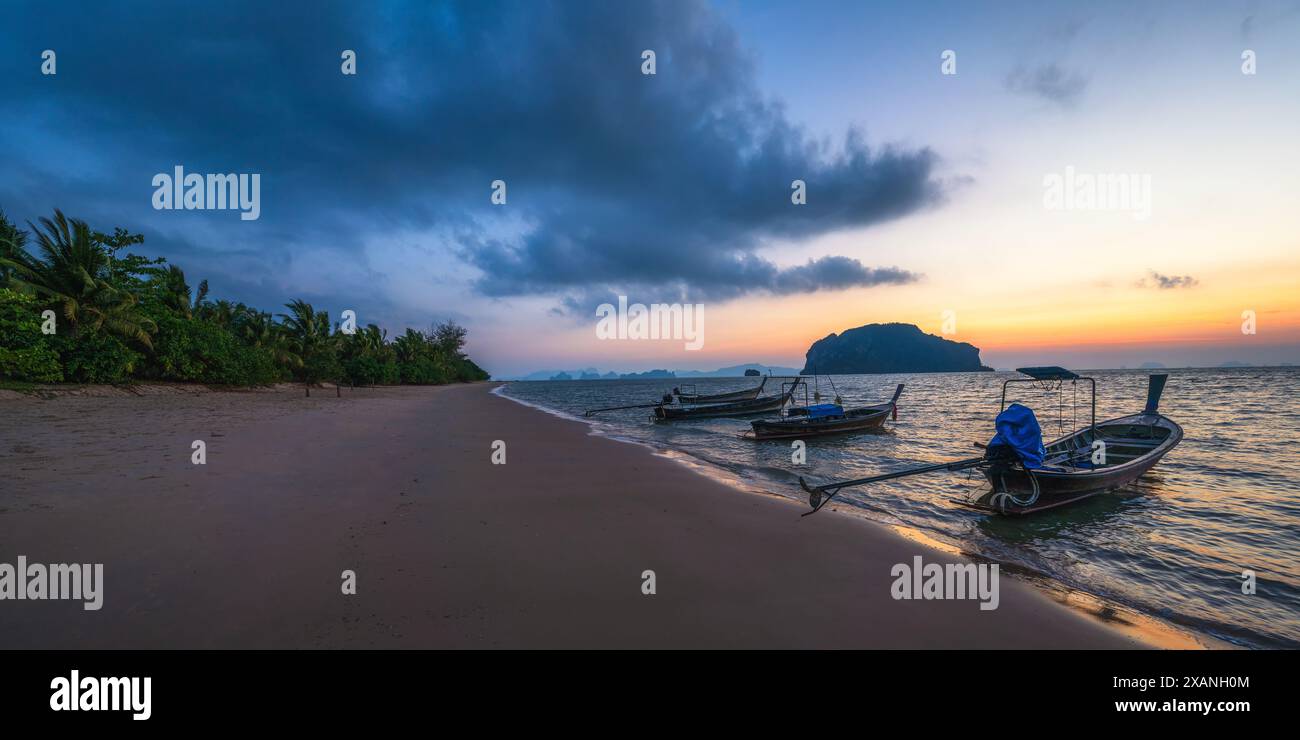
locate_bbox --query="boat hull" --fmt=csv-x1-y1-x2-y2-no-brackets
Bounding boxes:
675,387,762,404
749,406,891,440
967,412,1183,514
655,392,790,420
675,377,767,404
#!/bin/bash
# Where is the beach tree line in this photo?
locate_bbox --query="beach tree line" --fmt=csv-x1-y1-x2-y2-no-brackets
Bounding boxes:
0,209,489,387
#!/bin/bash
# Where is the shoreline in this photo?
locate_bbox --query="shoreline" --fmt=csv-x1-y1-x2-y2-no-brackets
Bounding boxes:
493,381,1221,650
2,381,1172,648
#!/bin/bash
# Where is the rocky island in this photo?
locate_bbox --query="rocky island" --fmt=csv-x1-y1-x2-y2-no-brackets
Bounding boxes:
801,323,991,375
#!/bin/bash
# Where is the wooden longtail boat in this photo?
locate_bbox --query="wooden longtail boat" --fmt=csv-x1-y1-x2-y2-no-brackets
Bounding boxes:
746,384,904,440
673,376,766,404
963,371,1182,514
798,369,1182,516
655,379,802,420
583,376,787,418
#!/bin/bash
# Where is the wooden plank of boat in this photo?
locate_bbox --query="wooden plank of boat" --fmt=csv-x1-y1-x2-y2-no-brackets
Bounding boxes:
746,384,904,440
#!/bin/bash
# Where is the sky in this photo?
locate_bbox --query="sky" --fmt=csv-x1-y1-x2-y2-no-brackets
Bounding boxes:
3,0,1298,377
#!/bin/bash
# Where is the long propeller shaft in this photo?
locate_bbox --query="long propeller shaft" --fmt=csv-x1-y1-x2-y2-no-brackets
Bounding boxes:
799,456,986,515
584,401,666,417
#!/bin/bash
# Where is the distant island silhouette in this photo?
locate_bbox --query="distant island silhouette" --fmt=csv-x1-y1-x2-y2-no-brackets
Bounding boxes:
528,363,799,381
801,322,991,375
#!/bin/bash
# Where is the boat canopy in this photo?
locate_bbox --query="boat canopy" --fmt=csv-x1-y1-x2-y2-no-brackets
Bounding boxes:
986,403,1046,469
1015,366,1080,380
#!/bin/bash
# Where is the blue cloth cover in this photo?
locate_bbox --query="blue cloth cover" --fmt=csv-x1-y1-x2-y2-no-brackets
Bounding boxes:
803,404,843,419
986,403,1046,469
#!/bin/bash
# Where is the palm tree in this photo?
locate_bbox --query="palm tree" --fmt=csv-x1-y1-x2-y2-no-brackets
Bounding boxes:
152,264,208,319
279,299,339,390
236,310,301,371
392,328,427,364
358,324,388,354
279,299,331,350
199,298,243,329
0,210,155,348
0,209,27,285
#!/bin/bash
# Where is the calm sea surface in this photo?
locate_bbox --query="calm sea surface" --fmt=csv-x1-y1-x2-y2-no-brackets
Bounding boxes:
502,368,1300,648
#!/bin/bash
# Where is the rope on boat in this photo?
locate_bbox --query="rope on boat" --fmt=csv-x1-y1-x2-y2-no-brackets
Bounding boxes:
989,468,1040,512
826,373,842,406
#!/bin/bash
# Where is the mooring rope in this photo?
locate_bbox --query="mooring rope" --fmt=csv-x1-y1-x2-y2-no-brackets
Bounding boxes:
989,468,1041,512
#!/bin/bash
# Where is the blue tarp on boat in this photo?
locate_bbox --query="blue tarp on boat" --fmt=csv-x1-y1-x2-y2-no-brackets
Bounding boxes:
986,403,1046,469
802,404,843,419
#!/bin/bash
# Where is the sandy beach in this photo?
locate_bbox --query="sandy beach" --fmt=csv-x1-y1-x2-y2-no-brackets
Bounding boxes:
0,382,1143,649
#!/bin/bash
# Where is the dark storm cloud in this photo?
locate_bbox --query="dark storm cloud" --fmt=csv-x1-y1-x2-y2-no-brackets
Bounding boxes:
0,0,944,313
1005,63,1089,107
549,254,918,318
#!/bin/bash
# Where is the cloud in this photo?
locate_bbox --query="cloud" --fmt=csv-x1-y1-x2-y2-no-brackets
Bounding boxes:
1048,17,1091,42
1139,271,1198,289
459,125,940,305
1005,63,1089,106
0,0,944,320
770,257,918,295
545,255,920,319
1241,6,1300,40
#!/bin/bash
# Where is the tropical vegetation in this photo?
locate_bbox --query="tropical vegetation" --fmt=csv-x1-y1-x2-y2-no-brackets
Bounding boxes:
0,209,489,387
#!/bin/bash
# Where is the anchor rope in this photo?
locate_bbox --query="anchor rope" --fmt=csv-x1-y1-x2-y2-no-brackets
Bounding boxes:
989,467,1041,512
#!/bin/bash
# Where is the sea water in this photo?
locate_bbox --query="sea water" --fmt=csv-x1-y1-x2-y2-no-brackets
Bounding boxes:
501,367,1300,648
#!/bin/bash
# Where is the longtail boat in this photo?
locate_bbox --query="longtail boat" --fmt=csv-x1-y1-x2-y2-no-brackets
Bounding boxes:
673,376,766,404
584,377,774,417
746,384,904,440
655,378,802,421
798,368,1182,516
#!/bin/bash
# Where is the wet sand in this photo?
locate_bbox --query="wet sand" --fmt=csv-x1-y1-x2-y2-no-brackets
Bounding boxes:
0,382,1141,648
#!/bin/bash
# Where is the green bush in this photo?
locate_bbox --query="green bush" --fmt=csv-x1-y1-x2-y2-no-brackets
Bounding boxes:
342,355,382,386
144,313,282,385
342,356,403,386
399,357,450,385
295,345,340,386
50,331,140,383
0,288,62,382
453,357,490,382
